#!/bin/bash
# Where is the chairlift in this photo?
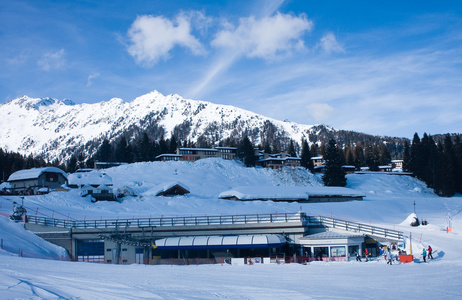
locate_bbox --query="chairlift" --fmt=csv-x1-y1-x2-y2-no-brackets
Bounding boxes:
10,198,27,222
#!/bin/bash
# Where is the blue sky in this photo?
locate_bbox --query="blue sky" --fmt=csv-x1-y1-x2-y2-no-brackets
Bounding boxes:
1,0,461,138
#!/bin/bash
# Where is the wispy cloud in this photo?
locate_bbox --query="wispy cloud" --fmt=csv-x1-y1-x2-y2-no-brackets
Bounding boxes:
86,72,100,87
251,45,462,136
127,13,205,66
317,32,344,54
37,49,66,71
189,10,313,98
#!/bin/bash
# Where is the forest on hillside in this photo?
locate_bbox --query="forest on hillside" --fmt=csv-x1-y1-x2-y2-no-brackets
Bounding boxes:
1,132,461,197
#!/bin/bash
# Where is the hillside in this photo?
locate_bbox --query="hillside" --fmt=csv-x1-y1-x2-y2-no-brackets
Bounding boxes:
0,158,461,298
0,91,408,163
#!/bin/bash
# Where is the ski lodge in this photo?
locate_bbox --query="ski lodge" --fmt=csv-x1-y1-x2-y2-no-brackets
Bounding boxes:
24,211,403,265
7,167,68,195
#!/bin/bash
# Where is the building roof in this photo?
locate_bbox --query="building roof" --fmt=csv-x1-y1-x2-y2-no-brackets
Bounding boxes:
8,167,67,182
219,186,365,201
155,234,286,250
179,148,218,152
67,171,113,187
155,154,183,159
142,182,190,197
301,231,364,240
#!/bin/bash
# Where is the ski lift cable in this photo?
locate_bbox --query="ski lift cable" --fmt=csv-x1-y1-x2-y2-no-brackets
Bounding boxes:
1,197,80,221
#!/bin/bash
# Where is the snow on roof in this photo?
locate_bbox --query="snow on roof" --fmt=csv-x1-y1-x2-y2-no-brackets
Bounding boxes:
155,154,182,159
8,167,67,181
219,186,364,200
67,171,112,187
142,182,190,197
301,231,364,240
80,184,95,190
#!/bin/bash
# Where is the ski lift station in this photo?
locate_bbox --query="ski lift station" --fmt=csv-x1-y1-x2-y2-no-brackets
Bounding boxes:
24,211,404,265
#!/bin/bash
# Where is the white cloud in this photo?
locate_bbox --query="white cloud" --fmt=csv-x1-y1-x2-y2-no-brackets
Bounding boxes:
212,12,313,59
127,14,205,66
86,72,100,87
37,49,66,71
317,32,344,54
306,103,335,121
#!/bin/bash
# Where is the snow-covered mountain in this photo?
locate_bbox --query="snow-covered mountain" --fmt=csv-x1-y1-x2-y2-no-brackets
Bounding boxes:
0,91,334,162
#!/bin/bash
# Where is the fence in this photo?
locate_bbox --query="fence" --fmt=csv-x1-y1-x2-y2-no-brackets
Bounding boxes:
27,212,306,230
306,215,404,241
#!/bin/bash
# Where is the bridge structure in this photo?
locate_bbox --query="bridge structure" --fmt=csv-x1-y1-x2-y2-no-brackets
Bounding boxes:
24,212,404,264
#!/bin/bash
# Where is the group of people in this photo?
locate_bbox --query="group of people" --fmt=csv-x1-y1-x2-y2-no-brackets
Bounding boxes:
354,248,370,262
422,245,433,262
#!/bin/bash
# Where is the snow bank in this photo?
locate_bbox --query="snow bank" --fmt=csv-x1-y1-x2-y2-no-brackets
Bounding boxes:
0,215,68,260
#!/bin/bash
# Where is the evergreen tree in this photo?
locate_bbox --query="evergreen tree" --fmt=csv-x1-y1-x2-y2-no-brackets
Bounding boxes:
440,135,456,196
322,139,347,186
378,144,391,166
168,135,178,153
410,133,423,179
239,136,257,167
139,132,152,162
454,136,462,193
263,142,272,154
319,143,326,157
354,143,365,170
67,155,78,173
288,139,297,157
365,142,379,171
402,141,411,172
338,147,346,166
159,136,169,155
115,136,132,163
96,139,112,162
345,147,355,166
310,144,319,157
300,139,314,172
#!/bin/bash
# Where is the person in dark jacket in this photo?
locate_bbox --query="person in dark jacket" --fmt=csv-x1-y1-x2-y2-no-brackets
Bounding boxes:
355,251,361,262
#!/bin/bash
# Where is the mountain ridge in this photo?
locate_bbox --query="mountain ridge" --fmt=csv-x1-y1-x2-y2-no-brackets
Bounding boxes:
0,90,407,163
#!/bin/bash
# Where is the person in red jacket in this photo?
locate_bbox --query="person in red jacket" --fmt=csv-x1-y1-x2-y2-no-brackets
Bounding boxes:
427,245,433,260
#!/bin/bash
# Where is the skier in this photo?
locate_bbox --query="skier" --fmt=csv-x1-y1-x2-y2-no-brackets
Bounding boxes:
386,248,392,265
422,248,427,263
355,251,361,262
364,248,369,262
427,245,433,260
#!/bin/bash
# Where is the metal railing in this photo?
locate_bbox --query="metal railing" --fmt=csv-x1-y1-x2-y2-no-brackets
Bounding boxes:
306,216,403,241
27,212,306,230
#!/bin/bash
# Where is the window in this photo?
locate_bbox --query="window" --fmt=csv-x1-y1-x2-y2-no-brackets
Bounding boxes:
331,246,346,257
45,173,58,182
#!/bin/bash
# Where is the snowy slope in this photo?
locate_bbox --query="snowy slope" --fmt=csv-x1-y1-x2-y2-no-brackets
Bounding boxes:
0,159,461,299
0,91,328,162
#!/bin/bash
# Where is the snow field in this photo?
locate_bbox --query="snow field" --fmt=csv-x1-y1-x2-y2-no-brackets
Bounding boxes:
0,158,461,298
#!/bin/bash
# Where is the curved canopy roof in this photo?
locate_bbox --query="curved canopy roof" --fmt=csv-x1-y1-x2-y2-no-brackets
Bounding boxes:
155,234,286,250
